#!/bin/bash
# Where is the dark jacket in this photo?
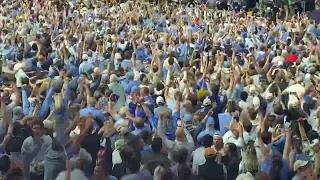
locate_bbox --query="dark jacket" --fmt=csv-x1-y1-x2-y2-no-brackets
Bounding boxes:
198,157,225,180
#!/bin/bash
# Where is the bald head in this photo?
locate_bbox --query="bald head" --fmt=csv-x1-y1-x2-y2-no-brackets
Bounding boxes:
119,107,129,117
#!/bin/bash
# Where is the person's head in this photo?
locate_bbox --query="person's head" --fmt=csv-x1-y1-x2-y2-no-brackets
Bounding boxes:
152,65,159,73
243,121,253,133
168,57,174,66
43,120,54,136
240,91,248,102
93,67,101,78
154,166,174,180
230,123,240,138
182,100,192,112
177,162,192,180
140,87,149,96
204,147,217,160
156,96,165,106
75,159,92,178
202,134,213,148
0,155,11,173
175,127,186,141
87,97,97,107
133,117,144,129
31,120,44,138
244,142,258,173
294,160,311,176
213,134,223,149
261,131,272,145
224,143,238,157
152,137,163,153
127,135,144,152
109,74,118,83
270,154,283,180
140,130,152,145
254,171,271,180
16,53,23,62
120,146,135,162
173,148,188,164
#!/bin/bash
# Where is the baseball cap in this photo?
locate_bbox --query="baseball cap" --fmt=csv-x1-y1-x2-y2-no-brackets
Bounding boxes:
131,86,140,93
43,120,53,130
12,106,23,122
125,72,134,80
202,96,212,107
204,147,216,157
293,160,309,172
115,139,127,151
82,54,89,60
156,96,165,105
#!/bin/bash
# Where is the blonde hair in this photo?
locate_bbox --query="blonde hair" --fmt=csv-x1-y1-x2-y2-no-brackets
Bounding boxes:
244,144,259,173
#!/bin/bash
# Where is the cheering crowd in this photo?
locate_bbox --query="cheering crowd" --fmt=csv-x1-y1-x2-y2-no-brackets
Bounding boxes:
1,0,320,180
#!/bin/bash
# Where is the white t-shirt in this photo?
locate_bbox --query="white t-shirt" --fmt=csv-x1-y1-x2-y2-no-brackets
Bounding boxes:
13,62,27,88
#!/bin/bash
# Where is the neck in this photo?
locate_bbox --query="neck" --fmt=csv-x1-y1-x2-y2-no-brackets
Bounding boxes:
176,137,185,142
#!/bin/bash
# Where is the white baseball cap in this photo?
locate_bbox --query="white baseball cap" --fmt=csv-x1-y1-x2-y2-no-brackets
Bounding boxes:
293,160,309,172
156,96,165,105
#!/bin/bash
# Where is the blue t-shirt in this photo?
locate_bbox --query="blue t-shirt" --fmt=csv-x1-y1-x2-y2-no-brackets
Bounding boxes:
271,136,286,154
260,156,289,180
151,112,179,141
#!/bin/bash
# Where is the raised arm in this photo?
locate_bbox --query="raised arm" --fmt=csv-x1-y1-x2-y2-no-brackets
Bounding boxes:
283,128,291,160
257,130,269,161
38,82,55,121
21,88,30,116
157,113,174,150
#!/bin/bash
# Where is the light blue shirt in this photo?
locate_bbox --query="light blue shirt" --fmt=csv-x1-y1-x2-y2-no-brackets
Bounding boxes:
197,129,221,142
80,107,105,128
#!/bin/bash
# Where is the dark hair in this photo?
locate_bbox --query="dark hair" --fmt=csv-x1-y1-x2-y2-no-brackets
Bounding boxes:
177,164,192,180
12,122,21,136
243,121,253,133
240,91,248,101
270,156,283,180
226,143,238,157
152,137,163,153
126,159,141,174
308,130,319,142
202,135,213,148
173,148,188,164
51,138,64,151
16,53,23,61
261,131,272,145
31,120,44,128
139,74,147,82
168,57,174,65
119,146,135,162
0,155,11,173
140,131,152,143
